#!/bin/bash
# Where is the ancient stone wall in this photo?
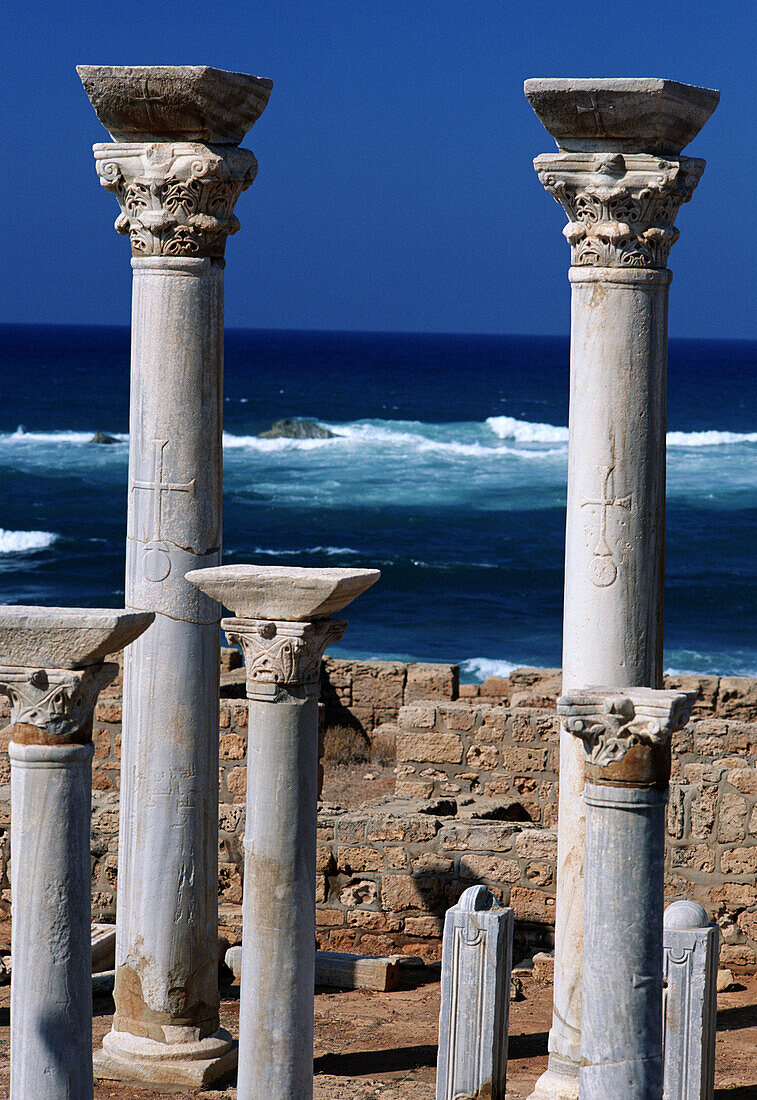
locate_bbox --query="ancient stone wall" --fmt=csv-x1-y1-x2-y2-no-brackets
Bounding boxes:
0,658,754,969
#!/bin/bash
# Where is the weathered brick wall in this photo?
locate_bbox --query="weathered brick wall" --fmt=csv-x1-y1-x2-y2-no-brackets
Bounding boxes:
0,659,755,969
313,801,556,963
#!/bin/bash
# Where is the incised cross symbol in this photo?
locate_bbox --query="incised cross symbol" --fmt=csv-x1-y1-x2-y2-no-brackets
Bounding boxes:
581,464,631,587
576,95,614,137
132,439,195,581
133,75,167,129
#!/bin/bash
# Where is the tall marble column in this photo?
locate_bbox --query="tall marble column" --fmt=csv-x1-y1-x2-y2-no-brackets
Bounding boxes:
524,78,719,1099
559,687,695,1098
0,607,152,1100
187,566,380,1100
78,65,273,1087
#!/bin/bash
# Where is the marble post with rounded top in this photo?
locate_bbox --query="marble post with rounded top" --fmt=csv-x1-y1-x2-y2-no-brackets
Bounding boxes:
0,606,153,1100
187,565,380,1100
78,65,272,1087
559,687,695,1100
524,77,719,1100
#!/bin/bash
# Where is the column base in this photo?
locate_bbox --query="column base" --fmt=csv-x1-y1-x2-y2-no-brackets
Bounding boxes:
93,1028,237,1089
528,1060,580,1100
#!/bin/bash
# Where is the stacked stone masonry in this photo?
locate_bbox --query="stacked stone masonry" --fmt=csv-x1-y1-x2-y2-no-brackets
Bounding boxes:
0,658,754,969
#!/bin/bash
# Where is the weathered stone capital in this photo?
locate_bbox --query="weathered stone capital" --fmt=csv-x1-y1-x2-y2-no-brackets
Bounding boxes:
93,142,258,258
534,152,704,269
558,687,695,779
223,617,346,697
0,663,117,744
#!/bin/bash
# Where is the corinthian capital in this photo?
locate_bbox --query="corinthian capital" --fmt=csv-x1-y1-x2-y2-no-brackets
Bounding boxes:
223,618,346,695
533,152,703,269
558,687,695,771
0,664,117,744
94,143,258,258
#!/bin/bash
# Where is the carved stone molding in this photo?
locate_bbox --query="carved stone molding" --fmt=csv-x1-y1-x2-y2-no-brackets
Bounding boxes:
223,618,346,693
558,687,695,770
93,142,258,258
534,152,704,268
0,663,118,744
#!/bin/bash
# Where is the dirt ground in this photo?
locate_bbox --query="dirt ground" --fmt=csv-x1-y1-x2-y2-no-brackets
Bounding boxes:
0,964,754,1097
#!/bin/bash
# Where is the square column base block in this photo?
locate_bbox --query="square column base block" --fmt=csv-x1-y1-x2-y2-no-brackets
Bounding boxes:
94,1030,237,1089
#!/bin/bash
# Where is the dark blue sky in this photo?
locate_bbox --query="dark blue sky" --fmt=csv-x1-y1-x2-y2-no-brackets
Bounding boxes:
2,1,754,337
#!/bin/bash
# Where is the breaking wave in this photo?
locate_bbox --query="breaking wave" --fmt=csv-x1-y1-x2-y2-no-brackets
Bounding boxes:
0,529,58,553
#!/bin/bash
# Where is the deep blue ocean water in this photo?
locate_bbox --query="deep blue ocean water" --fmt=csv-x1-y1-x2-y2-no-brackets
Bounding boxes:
1,324,755,679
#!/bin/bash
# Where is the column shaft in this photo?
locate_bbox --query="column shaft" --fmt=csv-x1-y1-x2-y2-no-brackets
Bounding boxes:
582,783,666,1098
550,267,669,1074
10,742,94,1100
239,691,319,1100
113,256,224,1046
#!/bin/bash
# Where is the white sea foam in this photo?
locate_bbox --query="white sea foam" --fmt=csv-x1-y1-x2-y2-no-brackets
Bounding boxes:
460,657,519,682
4,427,128,444
247,545,361,557
666,429,757,446
486,415,570,444
0,529,58,553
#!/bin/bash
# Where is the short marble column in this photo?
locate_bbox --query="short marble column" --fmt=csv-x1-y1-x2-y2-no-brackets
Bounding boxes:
524,77,719,1100
0,606,152,1100
436,885,513,1100
187,565,379,1100
78,66,272,1086
559,687,695,1100
663,900,718,1100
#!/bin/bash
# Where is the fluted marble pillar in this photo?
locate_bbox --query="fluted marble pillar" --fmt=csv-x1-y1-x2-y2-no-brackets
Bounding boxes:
78,65,273,1087
0,607,152,1100
559,687,695,1099
187,566,379,1100
524,78,719,1099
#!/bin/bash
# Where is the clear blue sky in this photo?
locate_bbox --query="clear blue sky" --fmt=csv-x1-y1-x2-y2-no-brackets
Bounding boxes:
2,0,754,338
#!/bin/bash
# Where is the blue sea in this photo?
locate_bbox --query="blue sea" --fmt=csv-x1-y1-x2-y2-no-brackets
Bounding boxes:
1,324,755,680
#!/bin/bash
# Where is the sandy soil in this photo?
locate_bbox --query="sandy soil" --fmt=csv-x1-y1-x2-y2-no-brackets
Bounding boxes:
0,964,754,1097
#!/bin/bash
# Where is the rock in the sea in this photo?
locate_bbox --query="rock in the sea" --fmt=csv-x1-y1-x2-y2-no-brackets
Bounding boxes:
91,431,119,444
258,418,335,440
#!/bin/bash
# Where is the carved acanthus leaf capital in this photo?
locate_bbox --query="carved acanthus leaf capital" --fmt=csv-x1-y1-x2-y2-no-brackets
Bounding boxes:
94,142,258,258
223,617,346,695
0,663,117,744
534,152,704,268
558,687,695,768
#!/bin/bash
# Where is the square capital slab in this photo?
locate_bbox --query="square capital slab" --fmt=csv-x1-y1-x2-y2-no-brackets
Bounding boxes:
0,606,154,669
524,77,719,155
186,565,380,621
77,65,273,144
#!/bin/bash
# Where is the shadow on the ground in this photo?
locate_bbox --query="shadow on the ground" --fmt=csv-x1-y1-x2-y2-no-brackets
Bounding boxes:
92,994,115,1019
314,1044,437,1076
714,1087,757,1099
0,1009,7,1028
717,1003,757,1032
508,1030,549,1059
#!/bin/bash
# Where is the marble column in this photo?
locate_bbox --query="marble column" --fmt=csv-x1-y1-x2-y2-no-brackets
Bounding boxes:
524,77,719,1099
559,687,695,1098
0,607,152,1100
187,566,379,1100
77,65,273,1087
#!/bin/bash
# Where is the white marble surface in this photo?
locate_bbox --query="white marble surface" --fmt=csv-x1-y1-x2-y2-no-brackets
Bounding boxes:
663,901,719,1100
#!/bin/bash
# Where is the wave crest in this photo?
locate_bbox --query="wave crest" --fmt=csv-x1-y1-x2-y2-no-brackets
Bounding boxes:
0,529,58,553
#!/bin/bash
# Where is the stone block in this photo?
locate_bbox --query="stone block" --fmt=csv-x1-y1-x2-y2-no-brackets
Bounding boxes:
366,814,439,843
439,823,520,853
509,886,555,924
398,703,437,730
718,793,749,843
405,914,444,937
671,845,716,874
466,744,499,770
412,853,454,874
396,729,462,765
219,731,246,760
436,885,513,1100
339,879,379,908
405,663,459,703
719,943,757,970
381,874,442,912
717,677,757,720
351,662,406,707
663,673,719,714
395,779,435,799
385,845,409,870
663,901,718,1100
346,910,403,932
720,847,757,875
727,767,757,796
225,765,246,796
438,703,479,732
458,683,480,698
500,745,550,773
459,853,521,884
336,845,383,874
316,845,335,874
514,828,557,861
335,818,367,844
